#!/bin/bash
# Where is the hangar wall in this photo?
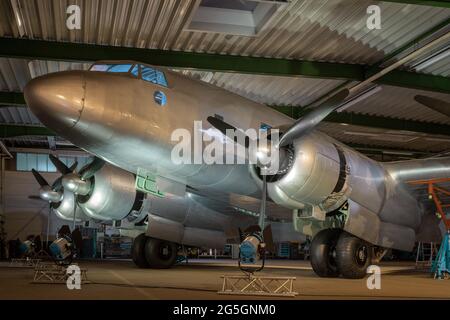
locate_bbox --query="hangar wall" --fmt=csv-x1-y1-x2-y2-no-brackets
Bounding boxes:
3,170,66,242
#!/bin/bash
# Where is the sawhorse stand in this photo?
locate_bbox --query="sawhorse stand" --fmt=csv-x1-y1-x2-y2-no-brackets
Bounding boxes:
10,258,41,268
32,262,89,284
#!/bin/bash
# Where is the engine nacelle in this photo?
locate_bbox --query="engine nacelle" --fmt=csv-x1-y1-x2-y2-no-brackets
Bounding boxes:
78,164,140,221
250,132,350,214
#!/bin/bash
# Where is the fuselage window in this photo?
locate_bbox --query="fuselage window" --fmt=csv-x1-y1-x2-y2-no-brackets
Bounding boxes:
141,66,168,87
90,64,133,73
260,123,272,131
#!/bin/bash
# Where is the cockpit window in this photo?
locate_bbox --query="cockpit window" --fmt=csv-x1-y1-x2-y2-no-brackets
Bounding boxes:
89,63,168,86
90,64,134,73
131,65,139,77
141,66,168,87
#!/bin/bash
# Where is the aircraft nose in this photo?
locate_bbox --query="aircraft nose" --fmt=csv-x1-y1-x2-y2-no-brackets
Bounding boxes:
24,71,85,132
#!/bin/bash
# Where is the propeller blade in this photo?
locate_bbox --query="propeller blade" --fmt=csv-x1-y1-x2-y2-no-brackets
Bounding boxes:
415,95,450,118
31,169,49,187
28,195,44,201
206,116,254,148
49,154,72,175
51,176,63,192
69,161,78,172
278,89,349,147
79,157,105,180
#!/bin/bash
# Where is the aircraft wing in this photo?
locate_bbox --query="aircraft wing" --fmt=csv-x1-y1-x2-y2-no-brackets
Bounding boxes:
187,186,292,222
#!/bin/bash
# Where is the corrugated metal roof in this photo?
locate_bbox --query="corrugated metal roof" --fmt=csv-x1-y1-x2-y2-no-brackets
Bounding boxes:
1,0,449,71
176,69,346,106
345,85,450,124
0,58,90,91
318,122,450,153
0,0,449,154
0,106,40,125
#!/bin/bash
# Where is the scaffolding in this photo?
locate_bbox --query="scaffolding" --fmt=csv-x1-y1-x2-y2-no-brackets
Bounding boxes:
408,178,450,279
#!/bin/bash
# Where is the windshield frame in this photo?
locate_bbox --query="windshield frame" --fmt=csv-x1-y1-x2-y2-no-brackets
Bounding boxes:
88,61,169,87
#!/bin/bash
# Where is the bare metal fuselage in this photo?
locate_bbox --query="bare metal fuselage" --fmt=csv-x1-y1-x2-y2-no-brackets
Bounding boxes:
24,66,450,251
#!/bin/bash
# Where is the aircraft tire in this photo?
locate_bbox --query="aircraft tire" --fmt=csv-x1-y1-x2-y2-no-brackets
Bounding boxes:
336,232,372,279
144,237,177,269
131,233,150,268
310,229,341,277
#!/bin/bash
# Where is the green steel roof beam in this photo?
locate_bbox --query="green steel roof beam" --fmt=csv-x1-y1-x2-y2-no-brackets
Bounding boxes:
0,38,449,94
0,91,26,105
0,38,363,80
0,125,56,138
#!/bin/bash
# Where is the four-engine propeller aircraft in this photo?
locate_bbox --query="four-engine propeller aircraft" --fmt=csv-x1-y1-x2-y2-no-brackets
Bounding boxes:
25,60,449,278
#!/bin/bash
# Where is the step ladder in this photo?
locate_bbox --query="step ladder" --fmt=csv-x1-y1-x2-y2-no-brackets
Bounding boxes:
415,242,438,269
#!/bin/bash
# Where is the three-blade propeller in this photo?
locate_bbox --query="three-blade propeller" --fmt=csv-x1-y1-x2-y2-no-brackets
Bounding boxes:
31,155,105,206
207,88,350,245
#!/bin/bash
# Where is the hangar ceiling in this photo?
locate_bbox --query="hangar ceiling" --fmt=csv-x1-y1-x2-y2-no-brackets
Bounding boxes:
0,0,449,160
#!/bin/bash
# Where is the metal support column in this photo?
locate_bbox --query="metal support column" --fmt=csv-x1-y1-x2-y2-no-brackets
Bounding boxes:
0,142,12,260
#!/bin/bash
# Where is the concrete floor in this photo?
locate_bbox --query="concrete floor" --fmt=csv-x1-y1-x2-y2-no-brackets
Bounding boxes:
0,259,449,299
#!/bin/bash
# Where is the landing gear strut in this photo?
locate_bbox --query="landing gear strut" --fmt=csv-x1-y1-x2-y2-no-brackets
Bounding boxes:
311,230,372,279
131,234,177,269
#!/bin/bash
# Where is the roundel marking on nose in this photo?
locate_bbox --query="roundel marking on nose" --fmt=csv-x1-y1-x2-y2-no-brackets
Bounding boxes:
153,90,167,106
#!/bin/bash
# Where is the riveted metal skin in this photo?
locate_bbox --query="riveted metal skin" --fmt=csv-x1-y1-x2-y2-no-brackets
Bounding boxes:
78,164,137,221
24,65,450,252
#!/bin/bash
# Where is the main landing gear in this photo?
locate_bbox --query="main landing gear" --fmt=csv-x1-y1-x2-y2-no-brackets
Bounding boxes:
311,229,372,279
131,234,177,269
